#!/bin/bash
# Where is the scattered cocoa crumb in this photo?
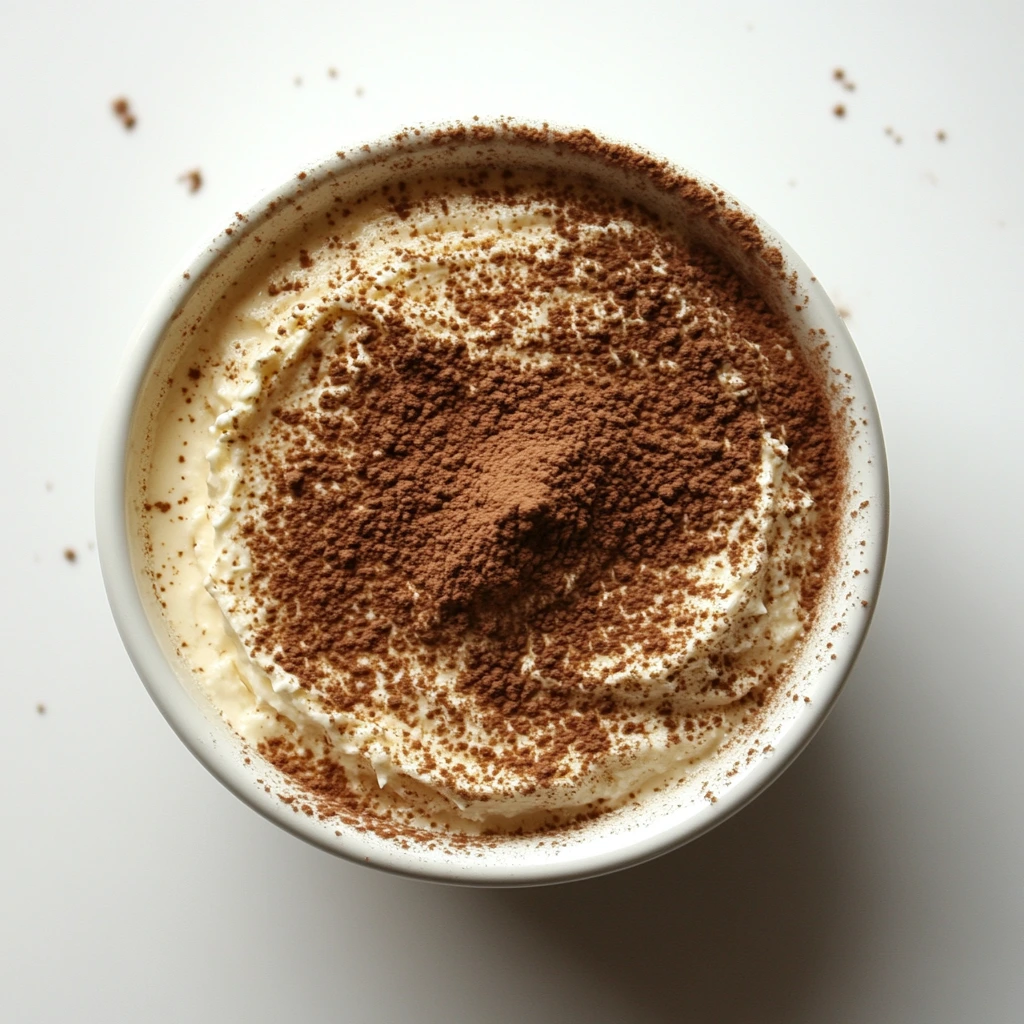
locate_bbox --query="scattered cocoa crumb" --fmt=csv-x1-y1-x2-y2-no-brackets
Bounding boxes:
833,104,846,119
111,97,137,130
936,130,947,142
36,703,46,715
63,547,77,563
832,68,856,92
328,67,338,78
884,126,903,145
178,169,203,194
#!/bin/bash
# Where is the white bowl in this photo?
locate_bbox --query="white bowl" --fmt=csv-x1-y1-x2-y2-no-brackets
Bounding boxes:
96,120,888,886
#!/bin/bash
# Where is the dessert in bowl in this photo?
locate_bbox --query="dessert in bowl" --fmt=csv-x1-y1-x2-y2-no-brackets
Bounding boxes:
97,120,887,885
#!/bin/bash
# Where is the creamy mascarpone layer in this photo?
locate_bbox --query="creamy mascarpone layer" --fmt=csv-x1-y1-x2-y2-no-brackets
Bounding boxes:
143,175,817,828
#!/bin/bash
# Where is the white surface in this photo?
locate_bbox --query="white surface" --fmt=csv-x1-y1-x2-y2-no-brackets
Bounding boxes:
0,0,1020,1020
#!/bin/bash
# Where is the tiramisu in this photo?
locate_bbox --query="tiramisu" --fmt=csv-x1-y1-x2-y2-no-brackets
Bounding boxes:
138,131,843,840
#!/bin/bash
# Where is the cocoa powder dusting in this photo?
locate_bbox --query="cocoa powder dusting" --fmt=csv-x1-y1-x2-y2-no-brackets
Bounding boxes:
219,147,844,840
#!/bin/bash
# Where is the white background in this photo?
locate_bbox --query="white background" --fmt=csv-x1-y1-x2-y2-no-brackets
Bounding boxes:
2,1,1022,1021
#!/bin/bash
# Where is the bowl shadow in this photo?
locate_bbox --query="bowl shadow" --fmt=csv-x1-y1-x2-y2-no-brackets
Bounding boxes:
482,714,867,1023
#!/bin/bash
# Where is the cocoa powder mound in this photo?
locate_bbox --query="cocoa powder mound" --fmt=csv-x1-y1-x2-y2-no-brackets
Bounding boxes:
226,166,844,835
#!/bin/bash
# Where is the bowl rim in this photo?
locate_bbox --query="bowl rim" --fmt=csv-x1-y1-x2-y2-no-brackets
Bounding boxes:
95,118,889,887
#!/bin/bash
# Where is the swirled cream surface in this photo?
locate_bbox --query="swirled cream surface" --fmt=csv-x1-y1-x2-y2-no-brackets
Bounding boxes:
141,167,837,835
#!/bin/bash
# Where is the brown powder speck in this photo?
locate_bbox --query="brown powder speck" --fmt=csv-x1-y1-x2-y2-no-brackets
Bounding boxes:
179,169,203,194
832,67,856,92
937,130,947,142
63,547,77,563
111,97,137,130
833,104,846,119
36,703,46,715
